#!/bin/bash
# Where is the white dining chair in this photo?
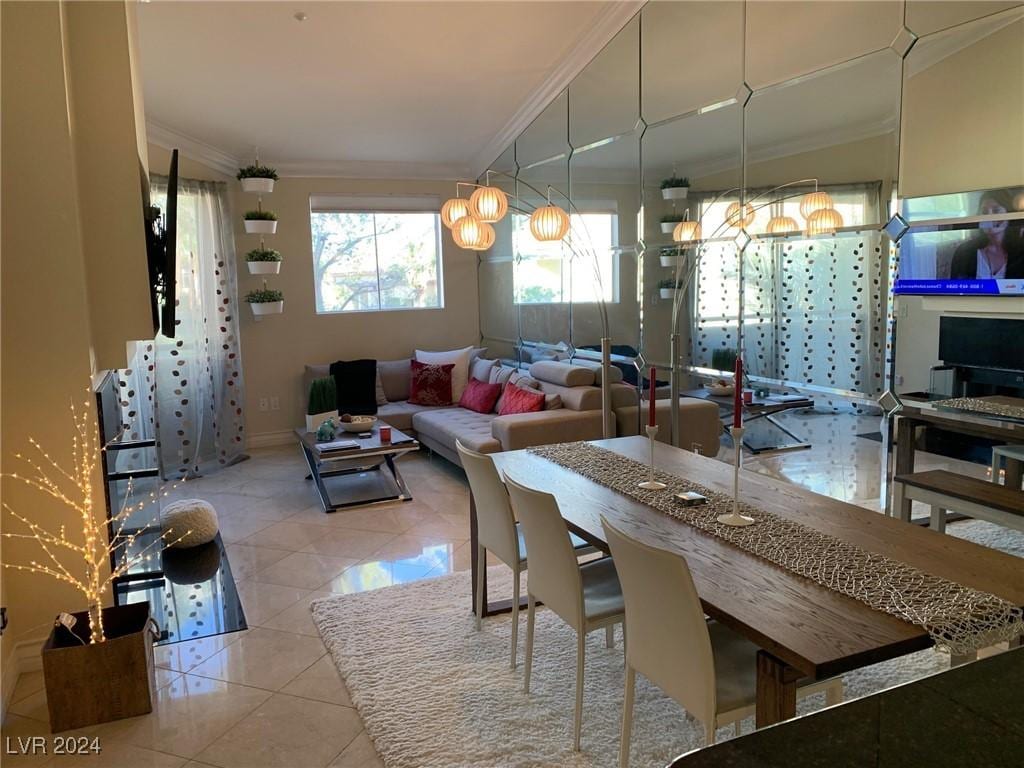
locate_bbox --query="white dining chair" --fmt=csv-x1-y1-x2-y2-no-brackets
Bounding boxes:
456,440,594,669
505,474,625,752
602,517,843,767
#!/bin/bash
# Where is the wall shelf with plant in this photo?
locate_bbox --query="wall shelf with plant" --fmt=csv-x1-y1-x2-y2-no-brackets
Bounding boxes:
237,163,278,194
244,208,278,235
246,283,284,317
658,278,685,300
246,247,282,275
660,214,685,235
661,175,690,201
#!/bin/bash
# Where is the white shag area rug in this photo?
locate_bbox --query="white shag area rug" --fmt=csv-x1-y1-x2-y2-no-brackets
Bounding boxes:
312,564,971,768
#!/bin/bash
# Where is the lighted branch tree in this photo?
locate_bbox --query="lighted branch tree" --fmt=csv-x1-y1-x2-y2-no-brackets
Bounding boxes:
2,400,187,643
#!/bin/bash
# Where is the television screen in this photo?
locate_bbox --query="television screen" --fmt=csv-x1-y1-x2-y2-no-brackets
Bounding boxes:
893,186,1024,296
144,149,178,337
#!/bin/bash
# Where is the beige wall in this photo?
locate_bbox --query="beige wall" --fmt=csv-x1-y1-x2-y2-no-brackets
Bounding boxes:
148,144,481,441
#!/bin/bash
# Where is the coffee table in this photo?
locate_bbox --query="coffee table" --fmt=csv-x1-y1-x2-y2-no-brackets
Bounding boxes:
682,388,814,454
295,426,419,512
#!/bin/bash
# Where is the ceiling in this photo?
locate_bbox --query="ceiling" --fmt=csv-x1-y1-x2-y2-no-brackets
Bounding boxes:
137,1,639,179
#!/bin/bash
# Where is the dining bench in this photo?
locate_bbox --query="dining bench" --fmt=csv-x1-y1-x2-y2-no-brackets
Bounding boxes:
892,469,1024,534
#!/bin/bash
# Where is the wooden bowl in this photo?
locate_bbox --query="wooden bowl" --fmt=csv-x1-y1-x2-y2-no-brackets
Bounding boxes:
338,416,378,433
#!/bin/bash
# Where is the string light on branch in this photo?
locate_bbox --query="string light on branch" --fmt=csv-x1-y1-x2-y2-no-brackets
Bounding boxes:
440,197,471,230
452,216,495,251
469,186,508,224
529,205,570,242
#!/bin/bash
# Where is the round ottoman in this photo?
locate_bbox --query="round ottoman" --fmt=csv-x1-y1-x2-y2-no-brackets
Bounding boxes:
161,498,219,549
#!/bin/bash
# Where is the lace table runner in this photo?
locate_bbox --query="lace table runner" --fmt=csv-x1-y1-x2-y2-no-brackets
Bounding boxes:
936,397,1024,421
528,442,1024,656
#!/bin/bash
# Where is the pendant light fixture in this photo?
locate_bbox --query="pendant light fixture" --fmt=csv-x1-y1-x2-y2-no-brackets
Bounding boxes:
469,186,508,224
452,216,495,251
529,204,570,242
441,197,472,230
766,215,800,234
799,190,834,219
724,201,755,229
805,207,844,235
672,220,702,243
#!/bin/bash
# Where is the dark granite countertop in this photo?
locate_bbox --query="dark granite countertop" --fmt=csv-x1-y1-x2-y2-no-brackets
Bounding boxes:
668,647,1023,768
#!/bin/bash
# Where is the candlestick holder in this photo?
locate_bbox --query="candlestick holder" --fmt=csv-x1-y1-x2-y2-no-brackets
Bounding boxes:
717,426,756,526
638,425,667,490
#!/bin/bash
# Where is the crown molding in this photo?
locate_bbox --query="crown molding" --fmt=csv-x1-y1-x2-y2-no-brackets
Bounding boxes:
467,0,645,180
273,159,470,181
146,119,239,176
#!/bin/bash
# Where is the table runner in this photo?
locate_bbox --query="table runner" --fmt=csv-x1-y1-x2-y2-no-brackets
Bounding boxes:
528,441,1024,656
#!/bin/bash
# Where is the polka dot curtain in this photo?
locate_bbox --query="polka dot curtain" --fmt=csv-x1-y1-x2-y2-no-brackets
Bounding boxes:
118,176,246,480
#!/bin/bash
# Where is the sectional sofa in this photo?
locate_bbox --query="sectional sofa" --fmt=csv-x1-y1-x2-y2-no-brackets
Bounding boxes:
303,357,720,466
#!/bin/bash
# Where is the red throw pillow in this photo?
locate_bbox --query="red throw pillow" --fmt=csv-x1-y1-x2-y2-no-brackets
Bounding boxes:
459,378,501,414
498,383,545,415
409,360,454,406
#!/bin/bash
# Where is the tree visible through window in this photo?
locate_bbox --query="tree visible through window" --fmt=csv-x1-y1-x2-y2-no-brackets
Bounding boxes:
311,211,443,313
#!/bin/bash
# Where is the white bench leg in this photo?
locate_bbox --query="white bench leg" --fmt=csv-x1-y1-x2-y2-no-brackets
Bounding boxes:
930,506,946,533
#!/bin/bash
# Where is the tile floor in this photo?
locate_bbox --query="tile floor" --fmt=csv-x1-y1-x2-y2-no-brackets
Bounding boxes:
1,410,1014,767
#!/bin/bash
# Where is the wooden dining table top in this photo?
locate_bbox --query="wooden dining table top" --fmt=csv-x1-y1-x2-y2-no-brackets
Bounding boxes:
490,436,1024,680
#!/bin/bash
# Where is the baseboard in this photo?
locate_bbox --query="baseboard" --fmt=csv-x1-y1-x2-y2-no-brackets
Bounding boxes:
247,430,296,449
1,634,45,717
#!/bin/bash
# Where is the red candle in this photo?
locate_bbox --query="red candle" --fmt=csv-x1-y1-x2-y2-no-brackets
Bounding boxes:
648,366,656,427
733,355,743,428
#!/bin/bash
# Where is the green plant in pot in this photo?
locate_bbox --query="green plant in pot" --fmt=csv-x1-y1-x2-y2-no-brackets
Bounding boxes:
708,347,739,395
237,163,279,194
245,284,284,316
658,277,684,298
1,404,184,730
307,376,338,433
246,247,282,275
660,175,690,201
244,208,278,235
660,213,686,234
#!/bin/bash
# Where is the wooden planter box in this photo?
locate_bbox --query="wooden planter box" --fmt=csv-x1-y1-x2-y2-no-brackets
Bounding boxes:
42,602,156,733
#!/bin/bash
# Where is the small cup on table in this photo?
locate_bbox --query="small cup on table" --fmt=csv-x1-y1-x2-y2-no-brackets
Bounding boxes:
379,425,392,443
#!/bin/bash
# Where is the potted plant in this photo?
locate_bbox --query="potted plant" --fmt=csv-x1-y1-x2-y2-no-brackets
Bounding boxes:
659,246,682,268
2,407,181,731
246,285,284,316
237,164,278,194
660,214,684,234
244,209,278,235
658,278,684,299
246,247,282,275
661,176,690,201
306,376,337,433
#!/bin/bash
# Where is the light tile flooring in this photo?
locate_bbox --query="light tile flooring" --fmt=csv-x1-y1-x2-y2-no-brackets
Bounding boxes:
2,410,1015,767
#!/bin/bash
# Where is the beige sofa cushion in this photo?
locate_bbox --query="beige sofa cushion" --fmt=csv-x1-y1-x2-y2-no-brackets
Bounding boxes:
470,357,497,383
491,409,604,451
378,358,412,402
536,380,601,411
615,398,721,456
376,400,445,432
529,360,594,388
412,407,500,454
570,358,625,384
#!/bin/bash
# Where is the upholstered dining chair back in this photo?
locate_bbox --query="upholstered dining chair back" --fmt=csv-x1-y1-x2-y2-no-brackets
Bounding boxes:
602,517,717,726
505,474,584,629
457,441,520,568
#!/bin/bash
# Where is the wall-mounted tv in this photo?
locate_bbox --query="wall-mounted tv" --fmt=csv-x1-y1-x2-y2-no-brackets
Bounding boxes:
893,185,1024,296
143,149,178,337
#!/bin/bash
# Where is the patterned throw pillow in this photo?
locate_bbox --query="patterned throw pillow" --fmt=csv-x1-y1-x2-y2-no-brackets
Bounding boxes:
493,369,540,413
458,378,502,414
408,360,454,406
498,384,545,415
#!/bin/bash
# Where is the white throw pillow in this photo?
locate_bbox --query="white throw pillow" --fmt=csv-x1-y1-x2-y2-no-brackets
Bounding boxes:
415,346,473,403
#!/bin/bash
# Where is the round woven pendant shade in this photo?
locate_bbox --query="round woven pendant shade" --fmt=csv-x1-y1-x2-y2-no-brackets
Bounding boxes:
672,220,702,243
529,205,570,241
724,201,755,228
441,197,472,229
799,190,834,220
452,216,495,250
469,186,508,224
766,215,800,235
805,207,844,235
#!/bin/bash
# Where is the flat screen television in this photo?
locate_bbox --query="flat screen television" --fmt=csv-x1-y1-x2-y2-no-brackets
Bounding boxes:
892,185,1024,296
144,149,178,337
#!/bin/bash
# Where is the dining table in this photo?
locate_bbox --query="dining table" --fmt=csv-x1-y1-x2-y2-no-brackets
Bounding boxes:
476,436,1024,727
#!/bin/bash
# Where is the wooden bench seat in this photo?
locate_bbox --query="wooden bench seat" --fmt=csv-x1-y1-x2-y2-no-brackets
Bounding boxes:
892,469,1024,533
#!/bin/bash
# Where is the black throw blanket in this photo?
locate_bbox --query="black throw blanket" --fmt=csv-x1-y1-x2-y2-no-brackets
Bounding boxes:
329,358,378,416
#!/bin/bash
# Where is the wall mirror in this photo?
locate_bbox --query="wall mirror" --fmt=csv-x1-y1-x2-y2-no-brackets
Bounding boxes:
478,143,519,363
739,48,902,400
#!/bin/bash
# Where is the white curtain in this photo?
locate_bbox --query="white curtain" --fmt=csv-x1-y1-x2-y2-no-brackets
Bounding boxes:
120,176,246,479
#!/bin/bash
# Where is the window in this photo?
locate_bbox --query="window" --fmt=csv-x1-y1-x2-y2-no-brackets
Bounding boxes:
513,211,618,304
310,198,443,313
